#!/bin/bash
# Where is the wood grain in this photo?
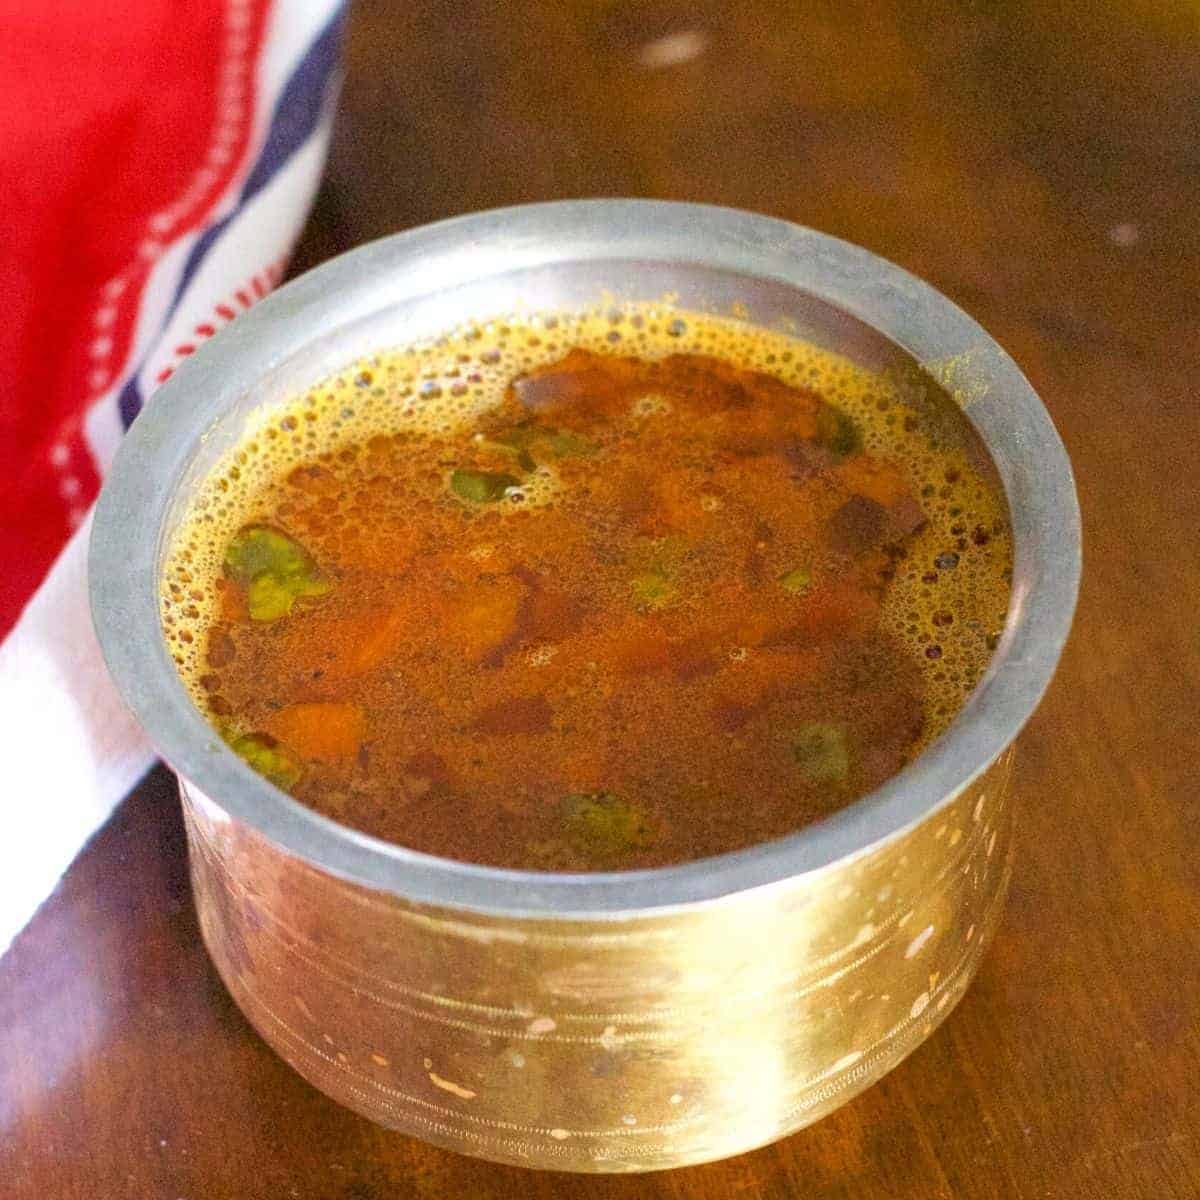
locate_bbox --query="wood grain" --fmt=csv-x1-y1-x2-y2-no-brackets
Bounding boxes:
4,1,1198,1196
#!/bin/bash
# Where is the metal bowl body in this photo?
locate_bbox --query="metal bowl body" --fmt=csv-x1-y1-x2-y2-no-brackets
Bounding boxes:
90,200,1080,1172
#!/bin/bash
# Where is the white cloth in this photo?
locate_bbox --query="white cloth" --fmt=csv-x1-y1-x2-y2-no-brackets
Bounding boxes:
0,519,154,957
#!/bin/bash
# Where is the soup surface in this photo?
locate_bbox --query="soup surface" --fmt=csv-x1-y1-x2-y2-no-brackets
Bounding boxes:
163,306,1011,870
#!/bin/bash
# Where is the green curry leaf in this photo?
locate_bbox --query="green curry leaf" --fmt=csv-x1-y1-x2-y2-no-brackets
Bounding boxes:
563,792,659,865
629,569,677,610
791,723,852,785
450,469,520,503
815,404,862,458
778,566,812,595
230,732,302,790
487,422,596,470
223,526,331,622
542,429,596,458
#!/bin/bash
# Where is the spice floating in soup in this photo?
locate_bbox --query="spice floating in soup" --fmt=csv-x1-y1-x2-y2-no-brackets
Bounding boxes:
162,308,1011,870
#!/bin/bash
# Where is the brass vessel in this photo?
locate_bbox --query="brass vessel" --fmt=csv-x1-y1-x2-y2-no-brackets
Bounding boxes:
91,201,1079,1171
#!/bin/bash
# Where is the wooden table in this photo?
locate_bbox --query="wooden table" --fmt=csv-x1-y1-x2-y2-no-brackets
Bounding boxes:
4,2,1198,1196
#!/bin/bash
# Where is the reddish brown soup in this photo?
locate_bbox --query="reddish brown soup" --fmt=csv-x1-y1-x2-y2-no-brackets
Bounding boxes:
163,309,1011,871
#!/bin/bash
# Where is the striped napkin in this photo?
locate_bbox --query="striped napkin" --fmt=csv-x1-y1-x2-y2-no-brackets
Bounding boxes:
0,0,347,957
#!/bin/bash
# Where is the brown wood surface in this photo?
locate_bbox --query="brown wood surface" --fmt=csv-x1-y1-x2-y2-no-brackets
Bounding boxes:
4,1,1198,1196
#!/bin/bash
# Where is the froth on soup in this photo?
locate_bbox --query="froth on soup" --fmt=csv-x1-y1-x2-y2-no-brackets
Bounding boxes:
162,305,1011,871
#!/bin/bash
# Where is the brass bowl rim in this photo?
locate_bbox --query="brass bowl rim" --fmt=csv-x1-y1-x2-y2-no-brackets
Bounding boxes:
89,199,1080,917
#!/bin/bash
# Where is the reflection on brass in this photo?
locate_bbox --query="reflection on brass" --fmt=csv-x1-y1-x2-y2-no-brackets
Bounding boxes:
183,748,1013,1172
